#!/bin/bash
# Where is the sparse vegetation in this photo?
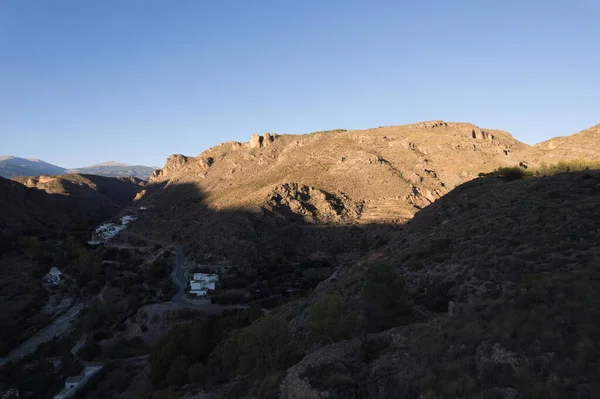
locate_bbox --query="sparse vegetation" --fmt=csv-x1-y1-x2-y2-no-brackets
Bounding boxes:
309,129,348,135
309,294,354,344
480,160,600,180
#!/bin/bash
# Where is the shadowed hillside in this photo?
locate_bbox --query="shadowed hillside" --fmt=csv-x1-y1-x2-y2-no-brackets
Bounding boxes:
0,174,145,244
100,168,600,399
129,121,600,267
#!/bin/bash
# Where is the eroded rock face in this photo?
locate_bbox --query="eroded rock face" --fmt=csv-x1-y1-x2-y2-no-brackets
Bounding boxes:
250,133,263,149
263,133,274,146
150,154,189,182
409,120,447,129
472,128,495,140
407,186,438,209
264,183,358,223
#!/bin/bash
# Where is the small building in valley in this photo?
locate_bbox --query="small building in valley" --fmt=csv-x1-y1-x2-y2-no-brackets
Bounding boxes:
193,272,218,283
189,273,218,296
54,364,102,399
45,267,63,285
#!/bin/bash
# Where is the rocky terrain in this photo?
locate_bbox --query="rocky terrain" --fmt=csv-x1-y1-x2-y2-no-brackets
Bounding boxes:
2,121,600,399
535,123,600,164
130,121,599,267
275,168,600,399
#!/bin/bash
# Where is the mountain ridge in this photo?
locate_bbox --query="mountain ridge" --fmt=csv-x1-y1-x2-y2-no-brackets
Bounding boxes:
0,156,156,180
122,120,600,270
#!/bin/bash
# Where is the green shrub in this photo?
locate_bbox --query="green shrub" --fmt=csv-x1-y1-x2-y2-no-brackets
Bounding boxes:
222,315,297,379
362,263,411,332
188,362,207,384
535,160,600,175
480,161,600,181
309,294,354,344
480,167,529,180
166,355,190,386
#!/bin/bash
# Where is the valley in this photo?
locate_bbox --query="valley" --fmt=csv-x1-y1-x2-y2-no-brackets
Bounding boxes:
0,121,599,399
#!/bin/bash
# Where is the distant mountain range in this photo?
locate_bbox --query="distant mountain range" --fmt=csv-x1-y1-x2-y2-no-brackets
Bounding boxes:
0,156,157,180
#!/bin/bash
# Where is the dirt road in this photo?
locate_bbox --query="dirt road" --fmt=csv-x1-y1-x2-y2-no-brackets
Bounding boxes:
0,303,83,367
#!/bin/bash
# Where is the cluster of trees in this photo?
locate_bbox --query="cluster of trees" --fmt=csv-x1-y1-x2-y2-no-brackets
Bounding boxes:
20,235,104,290
480,160,600,180
308,262,411,346
149,305,264,387
149,263,409,391
222,315,298,379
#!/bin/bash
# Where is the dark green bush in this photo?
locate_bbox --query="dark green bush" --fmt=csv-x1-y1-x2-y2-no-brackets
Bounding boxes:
309,294,354,344
222,315,297,379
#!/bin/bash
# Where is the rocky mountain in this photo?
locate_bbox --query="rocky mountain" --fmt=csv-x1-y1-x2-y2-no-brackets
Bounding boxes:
68,162,157,180
275,168,600,399
4,120,596,399
0,173,145,244
535,123,600,164
129,121,599,266
130,143,600,399
0,156,66,178
0,157,156,180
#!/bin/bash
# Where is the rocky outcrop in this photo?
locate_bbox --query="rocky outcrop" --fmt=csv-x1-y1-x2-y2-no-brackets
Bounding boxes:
264,183,358,223
250,133,277,148
409,120,447,129
406,186,437,209
472,128,495,140
263,133,275,146
150,154,189,182
250,133,263,149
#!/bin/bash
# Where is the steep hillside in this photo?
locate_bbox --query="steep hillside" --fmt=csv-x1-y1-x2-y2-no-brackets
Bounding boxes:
268,169,600,399
0,156,66,178
271,169,600,399
132,121,534,264
535,123,600,163
0,174,145,241
0,176,70,236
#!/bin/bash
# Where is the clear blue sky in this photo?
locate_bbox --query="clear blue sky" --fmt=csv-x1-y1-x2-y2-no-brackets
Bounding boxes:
1,0,599,168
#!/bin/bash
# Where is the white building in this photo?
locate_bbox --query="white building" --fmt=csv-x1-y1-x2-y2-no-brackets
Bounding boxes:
53,365,102,399
189,272,218,296
193,273,218,283
45,267,63,285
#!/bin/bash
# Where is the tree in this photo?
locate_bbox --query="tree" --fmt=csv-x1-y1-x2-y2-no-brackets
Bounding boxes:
362,263,410,332
309,294,354,343
223,315,296,379
166,355,190,386
145,260,168,285
188,363,206,384
21,236,41,260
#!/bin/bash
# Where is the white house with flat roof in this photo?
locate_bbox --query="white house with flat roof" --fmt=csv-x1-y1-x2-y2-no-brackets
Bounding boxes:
189,272,218,296
193,273,218,283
